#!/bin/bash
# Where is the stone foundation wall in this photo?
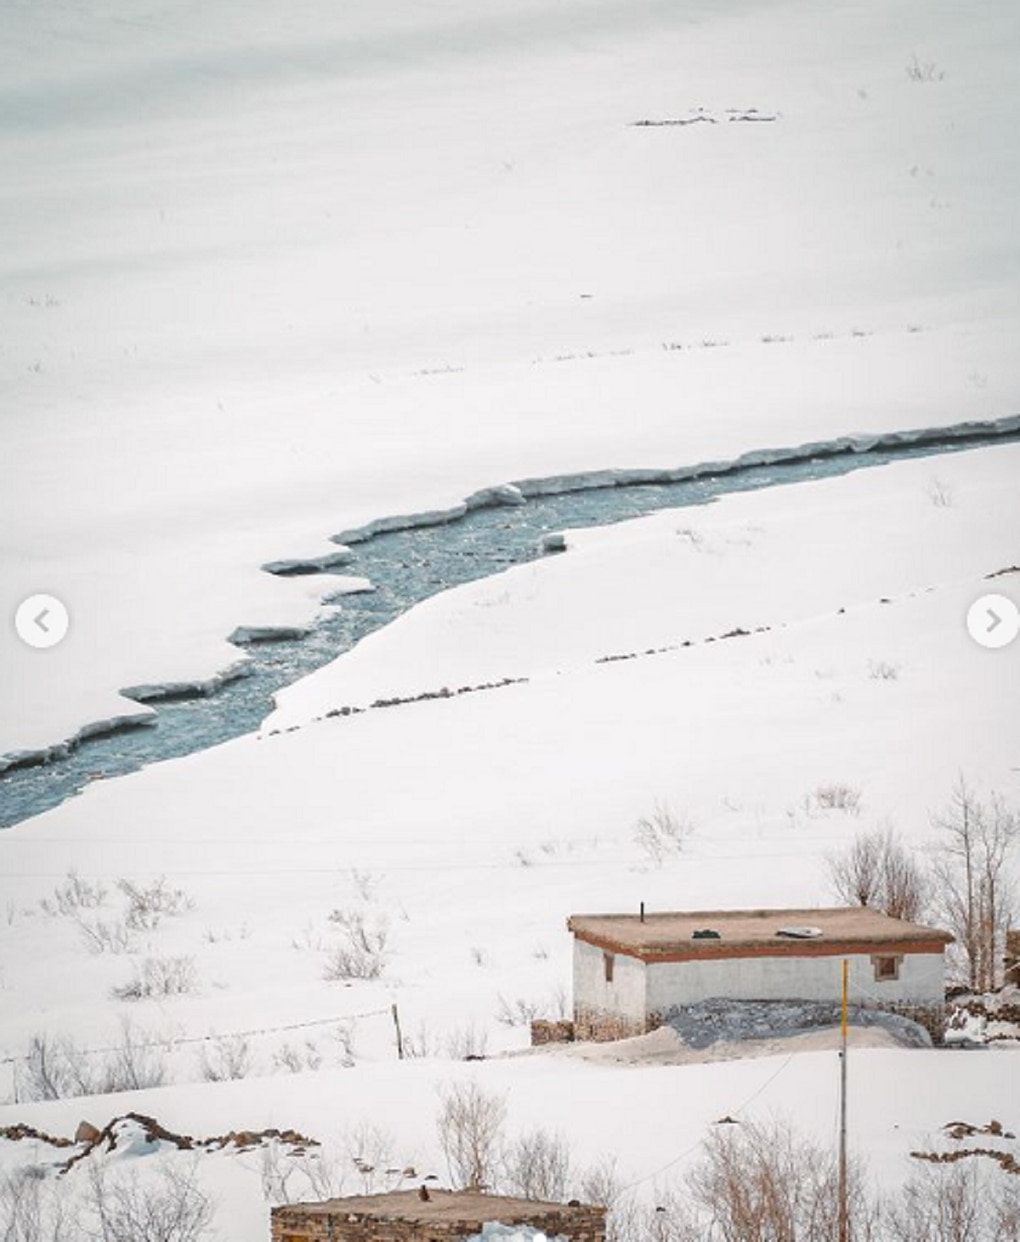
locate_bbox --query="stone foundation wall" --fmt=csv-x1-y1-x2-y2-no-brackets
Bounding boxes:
531,1019,575,1046
873,1001,946,1044
572,1006,646,1042
271,1203,606,1242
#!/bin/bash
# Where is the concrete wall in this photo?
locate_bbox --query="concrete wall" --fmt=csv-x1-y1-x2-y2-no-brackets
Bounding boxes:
573,937,646,1037
645,951,944,1011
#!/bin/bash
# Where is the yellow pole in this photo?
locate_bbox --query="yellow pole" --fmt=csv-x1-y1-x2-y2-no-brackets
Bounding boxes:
838,958,849,1242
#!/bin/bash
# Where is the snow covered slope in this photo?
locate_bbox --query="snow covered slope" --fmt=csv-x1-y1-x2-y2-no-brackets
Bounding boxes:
3,0,1019,759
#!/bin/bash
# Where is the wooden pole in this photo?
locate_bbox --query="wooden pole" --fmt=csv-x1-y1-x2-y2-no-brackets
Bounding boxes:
838,958,849,1242
391,1002,404,1061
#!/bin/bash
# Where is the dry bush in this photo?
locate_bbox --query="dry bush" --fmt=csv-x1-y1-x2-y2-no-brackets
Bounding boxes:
39,870,106,916
324,909,389,980
272,1040,322,1074
0,1168,67,1242
814,783,863,815
634,802,695,865
101,1018,168,1093
927,478,955,508
118,877,194,931
198,1034,252,1082
344,1120,397,1194
17,1033,96,1101
501,1128,571,1201
906,54,945,82
86,1160,212,1242
444,1023,488,1061
686,1118,879,1242
496,987,567,1030
76,917,136,955
436,1081,506,1189
827,827,929,921
261,1140,346,1206
867,659,901,681
884,1160,1014,1242
112,955,198,1000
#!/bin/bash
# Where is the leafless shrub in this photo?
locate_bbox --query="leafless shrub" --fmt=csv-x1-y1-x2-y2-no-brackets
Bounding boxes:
40,870,106,916
634,802,695,865
86,1159,213,1242
927,477,955,508
344,1120,397,1194
118,877,194,931
577,1154,625,1210
198,1034,252,1082
324,909,389,980
349,868,382,902
444,1023,488,1061
607,1187,699,1242
261,1140,347,1206
436,1081,506,1189
469,945,488,967
101,1018,168,1093
930,778,1018,991
687,1118,879,1242
495,996,543,1028
17,1032,96,1101
827,827,929,921
886,1160,986,1242
868,659,901,681
402,1021,440,1060
112,955,198,1000
814,783,863,815
272,1040,322,1074
76,917,136,955
291,922,326,952
0,1167,66,1242
502,1128,571,1201
906,53,945,82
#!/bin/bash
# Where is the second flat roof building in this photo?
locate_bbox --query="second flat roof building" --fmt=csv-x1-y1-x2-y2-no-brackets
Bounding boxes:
567,906,953,1041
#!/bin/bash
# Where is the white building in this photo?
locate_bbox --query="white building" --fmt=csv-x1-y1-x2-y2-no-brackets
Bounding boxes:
568,907,953,1040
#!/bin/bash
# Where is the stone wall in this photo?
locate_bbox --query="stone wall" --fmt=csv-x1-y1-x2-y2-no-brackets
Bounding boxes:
271,1202,606,1242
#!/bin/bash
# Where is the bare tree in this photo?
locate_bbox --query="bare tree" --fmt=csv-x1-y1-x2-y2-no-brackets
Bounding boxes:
828,831,886,907
86,1161,213,1242
931,779,1018,991
886,1161,985,1242
827,827,928,922
686,1118,879,1242
436,1081,506,1190
502,1128,571,1201
0,1169,66,1242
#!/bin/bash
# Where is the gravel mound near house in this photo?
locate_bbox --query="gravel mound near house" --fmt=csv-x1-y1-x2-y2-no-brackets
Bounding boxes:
665,999,932,1050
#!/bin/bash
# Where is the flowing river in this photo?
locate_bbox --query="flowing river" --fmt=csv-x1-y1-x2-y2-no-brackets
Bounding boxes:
1,427,1015,828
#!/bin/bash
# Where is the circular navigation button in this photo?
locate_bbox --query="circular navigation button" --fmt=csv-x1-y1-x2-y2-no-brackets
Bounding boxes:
15,594,70,650
966,593,1019,650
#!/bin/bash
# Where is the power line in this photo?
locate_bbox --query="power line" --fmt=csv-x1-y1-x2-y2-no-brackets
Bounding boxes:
0,1007,391,1068
618,1052,797,1192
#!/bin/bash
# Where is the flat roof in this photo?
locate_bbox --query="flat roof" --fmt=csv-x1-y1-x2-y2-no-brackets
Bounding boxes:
568,907,953,960
278,1189,599,1224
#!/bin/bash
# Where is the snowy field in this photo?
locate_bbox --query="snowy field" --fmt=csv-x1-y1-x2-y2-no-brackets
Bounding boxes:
3,0,1020,760
2,443,1018,1238
2,1,1019,1238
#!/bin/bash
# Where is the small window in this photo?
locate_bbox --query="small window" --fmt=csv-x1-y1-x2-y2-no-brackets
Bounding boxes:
872,955,900,982
603,952,615,983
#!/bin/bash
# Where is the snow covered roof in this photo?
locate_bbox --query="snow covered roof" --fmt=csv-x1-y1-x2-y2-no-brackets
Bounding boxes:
568,907,953,961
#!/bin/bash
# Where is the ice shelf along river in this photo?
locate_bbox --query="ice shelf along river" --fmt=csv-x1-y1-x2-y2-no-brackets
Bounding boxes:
2,424,1018,829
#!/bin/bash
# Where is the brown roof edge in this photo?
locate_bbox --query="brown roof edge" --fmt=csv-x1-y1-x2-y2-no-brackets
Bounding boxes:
567,908,954,957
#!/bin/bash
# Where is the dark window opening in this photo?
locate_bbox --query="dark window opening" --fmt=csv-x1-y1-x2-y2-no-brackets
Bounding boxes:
603,951,615,983
873,955,900,981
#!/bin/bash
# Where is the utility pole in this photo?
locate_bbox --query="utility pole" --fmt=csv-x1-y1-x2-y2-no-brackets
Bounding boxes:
838,957,849,1242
